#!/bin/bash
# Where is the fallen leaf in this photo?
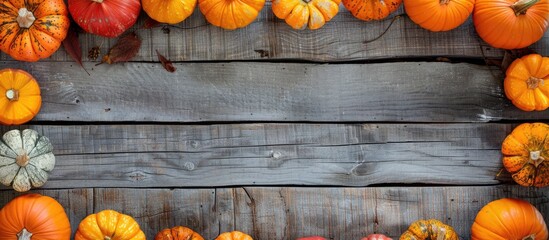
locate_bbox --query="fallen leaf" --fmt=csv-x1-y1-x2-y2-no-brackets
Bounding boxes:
98,32,142,65
63,27,89,75
142,16,161,29
156,50,176,73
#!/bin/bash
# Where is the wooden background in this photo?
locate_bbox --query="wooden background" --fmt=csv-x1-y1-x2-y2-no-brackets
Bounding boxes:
1,3,549,240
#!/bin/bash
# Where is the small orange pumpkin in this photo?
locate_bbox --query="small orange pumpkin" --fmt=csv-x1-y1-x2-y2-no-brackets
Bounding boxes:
501,122,549,187
74,210,146,240
0,69,42,125
400,219,458,240
471,198,548,240
155,226,205,240
143,0,197,24
504,54,549,111
215,231,253,240
198,0,265,30
343,0,402,21
403,0,474,31
272,0,341,30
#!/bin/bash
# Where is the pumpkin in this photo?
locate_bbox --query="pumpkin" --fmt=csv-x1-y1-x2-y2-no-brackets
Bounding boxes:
296,237,327,240
74,209,146,240
272,0,341,30
471,198,548,240
198,0,265,30
362,234,393,240
0,0,70,61
0,193,71,240
403,0,474,31
68,0,141,38
400,219,458,240
474,0,549,50
501,122,549,187
143,0,197,24
342,0,402,21
0,129,55,192
504,54,549,111
215,231,253,240
155,226,205,240
0,69,42,125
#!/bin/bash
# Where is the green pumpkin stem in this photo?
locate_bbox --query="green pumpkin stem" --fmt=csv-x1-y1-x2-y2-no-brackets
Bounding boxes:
6,89,19,101
17,229,33,240
16,8,35,28
512,0,541,16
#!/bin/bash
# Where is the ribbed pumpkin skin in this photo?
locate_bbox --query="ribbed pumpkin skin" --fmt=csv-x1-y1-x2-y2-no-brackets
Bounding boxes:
404,0,474,31
0,69,42,125
0,193,71,240
504,54,549,111
143,0,197,24
474,0,549,50
343,0,402,21
74,209,146,240
0,0,69,61
400,219,458,240
362,234,393,240
471,198,548,240
155,226,205,240
272,0,341,30
68,0,141,38
215,231,253,240
199,0,265,30
501,122,549,187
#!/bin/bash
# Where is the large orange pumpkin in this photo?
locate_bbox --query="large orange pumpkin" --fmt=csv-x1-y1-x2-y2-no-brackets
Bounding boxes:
0,0,70,61
400,219,458,240
155,226,205,240
501,122,549,187
199,0,265,30
0,69,42,125
215,231,253,240
504,54,549,111
74,209,146,240
403,0,474,31
0,193,71,240
471,198,548,240
343,0,402,21
474,0,549,49
143,0,197,24
272,0,341,30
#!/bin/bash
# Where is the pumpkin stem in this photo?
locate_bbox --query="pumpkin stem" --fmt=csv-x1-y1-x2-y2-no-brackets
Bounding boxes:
6,89,19,101
440,0,450,4
104,237,111,240
522,234,536,240
511,0,541,16
16,151,29,167
526,76,544,89
16,8,35,28
529,150,545,168
17,229,33,240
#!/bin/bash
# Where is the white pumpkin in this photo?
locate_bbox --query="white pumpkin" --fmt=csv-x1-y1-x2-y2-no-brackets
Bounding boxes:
0,129,55,192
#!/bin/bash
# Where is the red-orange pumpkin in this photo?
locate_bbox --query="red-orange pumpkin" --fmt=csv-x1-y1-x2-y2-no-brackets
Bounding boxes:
343,0,402,21
68,0,141,38
404,0,475,31
154,226,204,240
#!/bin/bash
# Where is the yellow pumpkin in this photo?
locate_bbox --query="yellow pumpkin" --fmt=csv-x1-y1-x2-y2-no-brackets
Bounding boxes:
0,69,41,125
143,0,197,24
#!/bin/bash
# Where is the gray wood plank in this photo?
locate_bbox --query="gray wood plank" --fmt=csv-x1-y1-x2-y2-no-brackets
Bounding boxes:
0,123,514,188
1,186,547,239
1,6,547,62
2,61,541,122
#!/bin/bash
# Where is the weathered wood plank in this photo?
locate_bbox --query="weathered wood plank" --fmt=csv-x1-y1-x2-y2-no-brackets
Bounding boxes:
1,6,547,62
1,187,547,239
2,61,542,122
0,123,514,188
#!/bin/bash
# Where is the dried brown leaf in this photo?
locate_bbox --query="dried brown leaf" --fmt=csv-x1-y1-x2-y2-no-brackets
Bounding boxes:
98,32,142,65
156,50,176,73
63,27,89,75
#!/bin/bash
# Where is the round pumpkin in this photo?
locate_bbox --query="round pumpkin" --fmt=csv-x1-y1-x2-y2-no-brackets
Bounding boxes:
199,0,265,30
362,234,393,240
0,69,42,125
400,219,458,240
501,122,549,187
403,0,474,32
0,193,71,240
272,0,341,30
75,209,146,240
504,54,549,111
143,0,197,24
215,231,253,240
297,237,327,240
0,0,70,61
471,198,548,240
68,0,141,38
155,226,204,240
474,0,549,50
343,0,402,21
0,129,55,192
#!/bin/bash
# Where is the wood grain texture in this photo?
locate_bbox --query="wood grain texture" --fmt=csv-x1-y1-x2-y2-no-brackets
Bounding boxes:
0,186,547,239
0,123,514,188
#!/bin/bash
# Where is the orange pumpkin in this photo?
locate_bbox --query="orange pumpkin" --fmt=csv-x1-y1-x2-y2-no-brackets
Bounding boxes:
474,0,549,50
0,69,42,125
272,0,340,30
75,210,146,240
403,0,474,31
143,0,197,24
0,193,71,240
155,226,205,240
400,219,458,240
504,54,549,111
343,0,402,21
215,231,253,240
471,198,548,240
501,122,549,187
198,0,265,30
